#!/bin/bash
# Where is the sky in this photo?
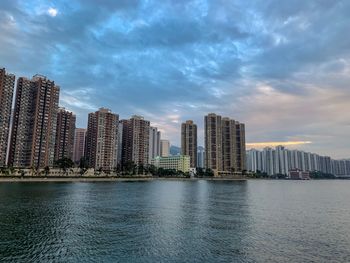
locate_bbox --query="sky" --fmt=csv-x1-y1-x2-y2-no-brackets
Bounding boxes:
1,0,350,159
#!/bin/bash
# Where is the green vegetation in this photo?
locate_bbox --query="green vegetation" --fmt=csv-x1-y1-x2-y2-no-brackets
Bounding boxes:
43,166,50,176
79,157,89,175
309,171,336,179
116,161,189,177
246,170,269,178
0,166,16,176
155,168,189,178
54,157,75,174
195,167,214,177
246,170,338,179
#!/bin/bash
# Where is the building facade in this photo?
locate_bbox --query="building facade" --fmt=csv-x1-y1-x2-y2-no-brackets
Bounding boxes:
0,68,15,167
221,117,237,172
181,120,197,168
235,121,246,171
246,146,349,177
197,146,205,168
117,122,123,165
85,108,119,171
151,155,190,173
204,113,223,172
204,113,246,176
121,115,150,166
73,128,86,163
9,75,60,168
54,108,76,161
149,126,161,163
160,139,170,157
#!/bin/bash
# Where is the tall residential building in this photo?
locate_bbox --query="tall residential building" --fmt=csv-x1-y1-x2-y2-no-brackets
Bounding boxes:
149,126,161,163
204,113,246,176
121,115,150,166
54,108,76,161
181,120,197,168
221,117,237,172
204,113,222,172
0,68,15,167
160,139,170,157
117,122,123,165
235,121,246,171
9,75,59,168
197,146,205,168
73,128,86,163
85,108,119,171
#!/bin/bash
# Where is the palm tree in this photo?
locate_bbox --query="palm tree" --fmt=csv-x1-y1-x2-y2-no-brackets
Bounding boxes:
44,166,50,177
30,166,37,176
55,157,75,175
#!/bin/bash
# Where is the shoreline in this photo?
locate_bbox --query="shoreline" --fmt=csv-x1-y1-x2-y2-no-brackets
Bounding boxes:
0,176,247,183
0,177,348,183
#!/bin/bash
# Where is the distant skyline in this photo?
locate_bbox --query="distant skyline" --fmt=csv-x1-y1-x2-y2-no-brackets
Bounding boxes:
1,0,350,158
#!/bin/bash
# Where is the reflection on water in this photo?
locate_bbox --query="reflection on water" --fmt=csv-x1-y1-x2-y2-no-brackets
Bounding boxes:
0,180,350,262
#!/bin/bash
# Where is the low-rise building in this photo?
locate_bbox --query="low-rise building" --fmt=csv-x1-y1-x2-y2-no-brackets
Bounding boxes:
151,155,190,173
288,169,310,180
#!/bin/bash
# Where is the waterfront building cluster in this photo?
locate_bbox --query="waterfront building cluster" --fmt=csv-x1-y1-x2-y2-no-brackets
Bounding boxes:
247,146,350,177
0,67,245,176
3,67,350,178
0,68,71,169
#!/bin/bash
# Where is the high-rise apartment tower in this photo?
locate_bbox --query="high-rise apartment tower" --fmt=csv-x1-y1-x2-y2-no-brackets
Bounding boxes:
0,68,15,167
9,75,59,168
85,108,119,171
181,120,197,168
121,115,150,166
73,128,86,163
204,113,246,176
54,108,76,161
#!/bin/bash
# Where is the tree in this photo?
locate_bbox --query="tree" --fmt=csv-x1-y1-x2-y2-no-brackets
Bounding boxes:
18,169,26,178
55,157,75,174
79,157,88,169
138,164,144,175
310,171,335,179
148,165,157,176
196,167,205,177
8,166,15,175
204,168,214,177
44,166,50,177
78,157,89,175
0,167,8,176
122,161,137,175
96,167,103,175
30,166,37,176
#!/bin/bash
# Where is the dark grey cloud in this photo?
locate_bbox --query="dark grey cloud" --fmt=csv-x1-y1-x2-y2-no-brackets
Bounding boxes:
0,0,350,158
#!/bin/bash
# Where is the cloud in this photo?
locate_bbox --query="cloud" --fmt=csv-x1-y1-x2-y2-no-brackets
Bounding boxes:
47,8,58,17
247,141,312,149
0,0,350,158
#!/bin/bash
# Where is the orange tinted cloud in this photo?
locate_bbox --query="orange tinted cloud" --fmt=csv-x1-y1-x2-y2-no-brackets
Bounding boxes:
247,141,312,149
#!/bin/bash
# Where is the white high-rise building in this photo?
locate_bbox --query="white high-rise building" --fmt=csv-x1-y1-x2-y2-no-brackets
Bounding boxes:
247,146,349,177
